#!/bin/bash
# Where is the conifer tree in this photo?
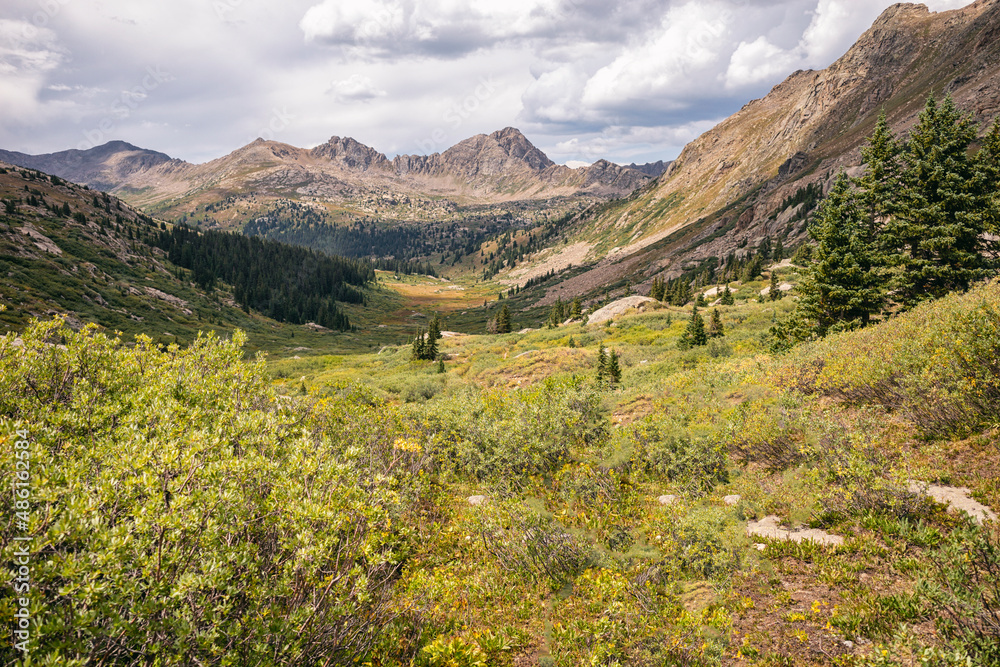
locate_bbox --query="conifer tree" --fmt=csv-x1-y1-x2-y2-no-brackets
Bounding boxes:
596,346,608,385
608,349,622,386
720,285,734,305
428,314,442,341
976,119,1000,257
571,297,583,319
768,271,782,301
797,172,884,332
680,305,708,348
882,95,988,306
411,330,426,360
707,308,724,338
496,303,512,334
857,109,902,242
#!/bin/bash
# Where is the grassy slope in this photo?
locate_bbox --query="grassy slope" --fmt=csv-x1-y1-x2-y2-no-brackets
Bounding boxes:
269,272,1000,666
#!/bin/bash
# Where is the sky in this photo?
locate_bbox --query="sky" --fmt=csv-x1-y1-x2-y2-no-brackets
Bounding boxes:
0,0,977,166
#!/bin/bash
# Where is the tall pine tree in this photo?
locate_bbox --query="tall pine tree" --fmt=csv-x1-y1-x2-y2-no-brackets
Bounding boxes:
797,172,884,333
882,95,988,306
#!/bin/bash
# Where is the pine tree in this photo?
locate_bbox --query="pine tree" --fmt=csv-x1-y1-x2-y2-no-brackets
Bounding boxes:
496,304,512,334
707,308,724,338
768,271,782,301
570,297,582,319
856,110,902,242
882,95,988,306
976,119,1000,257
720,285,734,305
411,330,426,360
423,325,438,361
608,349,622,386
797,172,884,333
596,346,608,385
428,314,442,341
680,305,708,348
774,239,784,262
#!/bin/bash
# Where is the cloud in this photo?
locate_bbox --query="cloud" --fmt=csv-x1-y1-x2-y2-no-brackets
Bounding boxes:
299,0,565,57
0,0,981,167
328,74,387,102
0,19,66,122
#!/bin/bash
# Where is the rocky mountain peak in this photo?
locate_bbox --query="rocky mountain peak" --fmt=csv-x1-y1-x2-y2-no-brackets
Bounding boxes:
311,136,391,171
488,127,555,170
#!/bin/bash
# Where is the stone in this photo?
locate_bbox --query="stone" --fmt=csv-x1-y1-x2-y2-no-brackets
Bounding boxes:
467,495,487,506
657,494,677,506
908,481,997,524
723,494,741,506
746,515,844,546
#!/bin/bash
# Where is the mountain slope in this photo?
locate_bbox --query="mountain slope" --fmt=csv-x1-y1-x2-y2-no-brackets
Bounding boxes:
0,161,396,352
544,0,1000,299
1,128,651,222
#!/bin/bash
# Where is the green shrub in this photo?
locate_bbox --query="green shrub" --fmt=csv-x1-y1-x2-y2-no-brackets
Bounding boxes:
620,416,728,493
0,320,416,665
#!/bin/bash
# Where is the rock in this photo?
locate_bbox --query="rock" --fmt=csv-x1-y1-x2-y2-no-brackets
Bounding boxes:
467,495,487,506
908,481,997,525
843,640,854,649
588,296,657,325
759,282,794,296
723,494,741,506
753,543,766,551
657,494,677,506
746,515,844,547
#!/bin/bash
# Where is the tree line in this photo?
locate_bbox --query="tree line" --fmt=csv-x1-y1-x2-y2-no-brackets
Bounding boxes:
774,95,1000,347
154,226,374,331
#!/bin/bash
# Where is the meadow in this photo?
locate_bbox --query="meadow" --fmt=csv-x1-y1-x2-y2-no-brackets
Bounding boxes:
1,269,999,666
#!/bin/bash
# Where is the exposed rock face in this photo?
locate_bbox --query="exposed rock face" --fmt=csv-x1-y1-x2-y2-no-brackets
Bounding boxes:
1,128,653,216
625,160,670,177
310,137,392,171
580,0,1000,271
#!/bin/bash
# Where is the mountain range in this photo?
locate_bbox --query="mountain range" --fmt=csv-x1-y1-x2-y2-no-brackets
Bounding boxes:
0,128,660,226
544,0,1000,302
3,0,1000,311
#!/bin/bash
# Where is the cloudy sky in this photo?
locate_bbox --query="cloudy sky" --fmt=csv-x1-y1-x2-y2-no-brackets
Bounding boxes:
0,0,976,166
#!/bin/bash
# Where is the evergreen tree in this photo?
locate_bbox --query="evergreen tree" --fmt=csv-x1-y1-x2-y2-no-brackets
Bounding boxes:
740,256,762,283
773,239,784,262
607,349,622,386
496,304,512,334
436,358,445,373
707,308,724,338
423,326,438,361
695,293,706,307
428,314,442,341
595,346,608,385
720,285,734,306
411,330,426,360
857,109,902,242
570,297,583,319
797,172,884,333
976,119,1000,257
768,271,782,301
882,95,989,306
680,305,708,348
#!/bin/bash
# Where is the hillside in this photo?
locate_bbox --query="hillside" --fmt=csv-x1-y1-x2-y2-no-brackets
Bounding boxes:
0,161,434,353
4,261,999,665
516,0,1000,303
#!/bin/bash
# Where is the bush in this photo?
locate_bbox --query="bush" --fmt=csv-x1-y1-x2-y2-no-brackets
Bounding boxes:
724,399,802,472
622,417,728,494
918,526,1000,662
0,320,417,665
422,379,605,489
469,499,596,588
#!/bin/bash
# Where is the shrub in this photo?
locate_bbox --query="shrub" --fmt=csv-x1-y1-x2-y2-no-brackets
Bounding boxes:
623,417,728,494
724,399,802,472
0,320,416,665
469,499,595,588
918,526,1000,662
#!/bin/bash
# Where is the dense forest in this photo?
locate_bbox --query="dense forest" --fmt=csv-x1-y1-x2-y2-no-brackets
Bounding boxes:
154,226,373,331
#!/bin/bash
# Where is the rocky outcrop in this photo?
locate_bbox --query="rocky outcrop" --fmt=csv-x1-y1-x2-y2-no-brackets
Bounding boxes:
580,0,1000,269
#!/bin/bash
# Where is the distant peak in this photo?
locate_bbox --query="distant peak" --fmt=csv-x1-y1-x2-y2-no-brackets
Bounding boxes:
487,127,554,170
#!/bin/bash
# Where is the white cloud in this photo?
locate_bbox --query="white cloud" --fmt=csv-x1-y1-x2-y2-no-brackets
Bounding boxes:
328,74,386,102
0,0,981,166
0,19,66,122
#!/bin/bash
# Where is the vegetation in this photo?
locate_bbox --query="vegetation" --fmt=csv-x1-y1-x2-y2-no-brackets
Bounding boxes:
154,225,372,330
